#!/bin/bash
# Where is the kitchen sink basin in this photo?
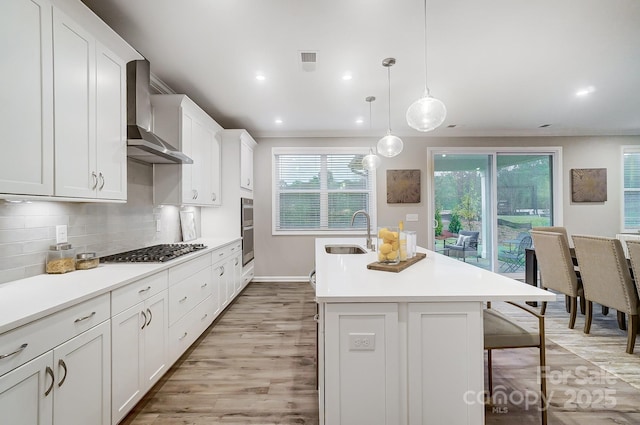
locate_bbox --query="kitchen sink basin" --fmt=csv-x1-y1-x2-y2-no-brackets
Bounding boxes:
325,244,367,254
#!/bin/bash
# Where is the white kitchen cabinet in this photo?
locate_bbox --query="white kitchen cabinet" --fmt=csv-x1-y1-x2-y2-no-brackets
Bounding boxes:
0,0,54,196
0,319,111,425
323,303,400,425
52,320,111,425
52,8,126,200
111,271,169,425
407,302,484,425
152,95,222,206
0,351,53,425
240,136,255,191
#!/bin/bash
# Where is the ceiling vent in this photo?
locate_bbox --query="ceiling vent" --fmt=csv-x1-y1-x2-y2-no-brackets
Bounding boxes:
299,51,318,72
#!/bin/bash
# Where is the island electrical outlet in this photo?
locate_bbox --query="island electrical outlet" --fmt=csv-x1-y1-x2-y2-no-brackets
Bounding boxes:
348,333,375,351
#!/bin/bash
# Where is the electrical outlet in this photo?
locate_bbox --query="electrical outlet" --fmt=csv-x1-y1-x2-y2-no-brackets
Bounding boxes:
156,219,162,232
406,214,419,222
55,225,68,244
348,333,375,351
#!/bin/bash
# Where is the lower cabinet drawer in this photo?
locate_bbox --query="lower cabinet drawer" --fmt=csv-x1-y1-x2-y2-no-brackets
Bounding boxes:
0,293,110,377
168,295,214,364
168,267,211,326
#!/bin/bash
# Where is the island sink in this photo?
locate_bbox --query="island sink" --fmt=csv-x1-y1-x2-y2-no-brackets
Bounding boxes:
324,244,367,254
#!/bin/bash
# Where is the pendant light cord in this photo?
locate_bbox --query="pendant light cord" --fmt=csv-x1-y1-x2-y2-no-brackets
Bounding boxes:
387,65,392,133
423,0,430,96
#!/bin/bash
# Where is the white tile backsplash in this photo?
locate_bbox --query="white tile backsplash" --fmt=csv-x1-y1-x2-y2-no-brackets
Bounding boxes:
0,160,198,285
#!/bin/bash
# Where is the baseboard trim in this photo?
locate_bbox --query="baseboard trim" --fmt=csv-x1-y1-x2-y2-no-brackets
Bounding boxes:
252,275,308,283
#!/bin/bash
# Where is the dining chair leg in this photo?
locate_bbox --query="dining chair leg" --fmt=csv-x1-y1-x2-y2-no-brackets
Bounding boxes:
487,349,493,398
568,297,577,329
540,298,547,316
579,296,586,315
602,306,609,316
626,315,638,354
539,346,547,425
617,311,627,331
584,301,593,334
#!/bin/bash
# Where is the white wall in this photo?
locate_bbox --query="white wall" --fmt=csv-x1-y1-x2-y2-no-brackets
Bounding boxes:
252,135,640,280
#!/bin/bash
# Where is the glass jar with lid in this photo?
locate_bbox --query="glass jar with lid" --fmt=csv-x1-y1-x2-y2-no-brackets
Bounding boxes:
46,243,76,274
76,252,99,270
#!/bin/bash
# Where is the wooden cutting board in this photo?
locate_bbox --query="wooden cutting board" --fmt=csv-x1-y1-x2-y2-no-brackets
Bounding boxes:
367,252,427,272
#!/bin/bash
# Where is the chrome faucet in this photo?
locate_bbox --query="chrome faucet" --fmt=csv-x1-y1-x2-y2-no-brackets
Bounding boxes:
351,210,375,251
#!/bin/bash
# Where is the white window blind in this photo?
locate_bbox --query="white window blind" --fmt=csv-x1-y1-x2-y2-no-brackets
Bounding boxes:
623,148,640,230
273,148,376,234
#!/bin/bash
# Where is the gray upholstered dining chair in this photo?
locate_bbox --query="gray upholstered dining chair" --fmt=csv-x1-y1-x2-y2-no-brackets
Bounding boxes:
484,302,547,425
627,239,640,296
531,230,583,328
572,235,639,354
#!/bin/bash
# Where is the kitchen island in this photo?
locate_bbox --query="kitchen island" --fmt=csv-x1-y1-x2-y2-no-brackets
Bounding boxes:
315,238,556,425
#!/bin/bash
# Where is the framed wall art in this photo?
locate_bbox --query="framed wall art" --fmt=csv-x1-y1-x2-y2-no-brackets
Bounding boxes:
571,168,607,202
387,169,421,204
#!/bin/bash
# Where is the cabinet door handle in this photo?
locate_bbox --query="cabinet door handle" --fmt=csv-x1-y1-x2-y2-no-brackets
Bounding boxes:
201,313,208,321
98,172,105,190
91,171,98,190
179,296,188,303
201,283,208,289
141,310,147,330
146,308,152,327
178,332,187,341
212,192,216,201
58,359,67,387
0,343,28,359
74,311,96,323
247,178,251,186
235,258,239,266
138,286,152,294
220,265,225,276
45,366,55,396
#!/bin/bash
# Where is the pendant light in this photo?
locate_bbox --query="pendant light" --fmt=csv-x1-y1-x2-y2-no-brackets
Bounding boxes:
406,0,447,132
362,96,381,170
377,58,403,158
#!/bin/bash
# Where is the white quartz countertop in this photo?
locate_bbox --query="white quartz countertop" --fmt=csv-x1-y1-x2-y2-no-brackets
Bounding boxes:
0,237,239,334
315,238,557,303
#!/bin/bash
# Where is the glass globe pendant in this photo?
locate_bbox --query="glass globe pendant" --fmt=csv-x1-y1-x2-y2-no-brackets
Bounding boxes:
377,131,403,158
406,0,446,132
378,57,403,158
406,89,447,132
362,147,381,170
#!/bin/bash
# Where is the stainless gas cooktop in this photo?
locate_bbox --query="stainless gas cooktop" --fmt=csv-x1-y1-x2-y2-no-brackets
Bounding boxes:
101,244,207,263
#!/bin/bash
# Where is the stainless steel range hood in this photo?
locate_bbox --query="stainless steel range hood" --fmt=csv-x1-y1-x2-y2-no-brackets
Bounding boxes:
126,60,193,164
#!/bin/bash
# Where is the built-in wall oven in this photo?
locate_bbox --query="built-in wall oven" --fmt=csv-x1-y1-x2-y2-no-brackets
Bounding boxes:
241,198,254,266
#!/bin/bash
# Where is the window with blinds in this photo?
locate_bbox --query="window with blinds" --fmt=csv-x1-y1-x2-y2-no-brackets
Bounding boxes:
273,147,376,234
623,148,640,231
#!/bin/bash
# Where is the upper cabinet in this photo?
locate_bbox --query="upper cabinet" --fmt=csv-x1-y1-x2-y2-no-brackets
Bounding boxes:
0,0,54,196
151,95,222,206
0,0,139,201
240,136,255,191
52,9,127,200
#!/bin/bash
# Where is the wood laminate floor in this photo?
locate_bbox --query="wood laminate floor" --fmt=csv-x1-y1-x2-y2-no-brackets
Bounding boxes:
121,282,640,425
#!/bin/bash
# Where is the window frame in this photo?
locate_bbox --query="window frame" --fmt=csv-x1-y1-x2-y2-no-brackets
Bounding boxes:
272,146,377,236
621,145,640,232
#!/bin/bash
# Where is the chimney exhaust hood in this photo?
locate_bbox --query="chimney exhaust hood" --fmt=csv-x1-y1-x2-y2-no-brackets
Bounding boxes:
126,60,193,164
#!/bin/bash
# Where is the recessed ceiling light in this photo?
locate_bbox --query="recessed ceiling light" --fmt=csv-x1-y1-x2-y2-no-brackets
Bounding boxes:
447,124,457,128
575,86,595,97
275,118,283,124
342,73,352,81
355,118,364,124
255,74,266,81
538,124,551,128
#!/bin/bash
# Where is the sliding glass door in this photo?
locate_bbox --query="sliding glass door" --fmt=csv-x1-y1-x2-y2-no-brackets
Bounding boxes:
431,149,559,276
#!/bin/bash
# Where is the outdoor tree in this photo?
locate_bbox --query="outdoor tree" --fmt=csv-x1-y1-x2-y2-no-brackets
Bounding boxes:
455,189,479,230
448,213,462,234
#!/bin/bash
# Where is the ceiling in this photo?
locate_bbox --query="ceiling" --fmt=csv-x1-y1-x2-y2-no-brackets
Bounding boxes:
81,0,640,139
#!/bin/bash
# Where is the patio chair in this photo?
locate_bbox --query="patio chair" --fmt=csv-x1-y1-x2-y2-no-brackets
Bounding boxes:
499,235,532,272
572,235,638,354
444,230,479,262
